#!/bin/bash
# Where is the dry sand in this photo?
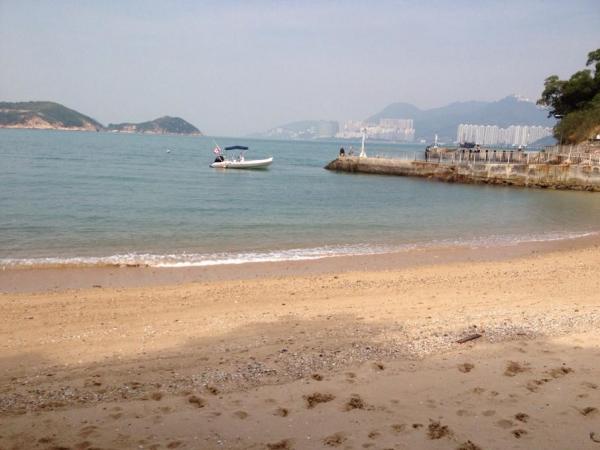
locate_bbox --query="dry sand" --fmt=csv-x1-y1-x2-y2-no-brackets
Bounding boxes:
1,241,600,449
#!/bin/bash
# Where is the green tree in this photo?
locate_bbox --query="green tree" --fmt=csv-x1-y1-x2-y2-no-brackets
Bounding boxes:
537,48,600,143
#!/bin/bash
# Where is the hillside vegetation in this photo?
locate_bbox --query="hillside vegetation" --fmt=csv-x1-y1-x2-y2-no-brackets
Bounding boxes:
0,101,103,130
107,116,202,135
538,48,600,144
0,102,202,135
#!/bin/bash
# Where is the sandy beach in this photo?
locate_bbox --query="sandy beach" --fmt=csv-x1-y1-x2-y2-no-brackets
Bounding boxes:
1,239,600,450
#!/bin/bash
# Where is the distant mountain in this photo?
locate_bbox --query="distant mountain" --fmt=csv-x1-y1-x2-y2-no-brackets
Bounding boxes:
530,135,557,147
251,120,339,140
367,95,555,142
107,116,202,135
0,101,103,131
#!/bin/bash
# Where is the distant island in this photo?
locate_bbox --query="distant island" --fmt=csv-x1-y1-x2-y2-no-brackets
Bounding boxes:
107,116,201,135
0,101,103,131
0,101,202,136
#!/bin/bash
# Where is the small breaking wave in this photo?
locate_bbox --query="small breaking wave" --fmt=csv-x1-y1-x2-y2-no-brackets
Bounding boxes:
1,230,596,269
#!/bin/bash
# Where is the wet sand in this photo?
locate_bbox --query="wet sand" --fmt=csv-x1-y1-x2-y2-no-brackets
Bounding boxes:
1,233,599,294
1,239,600,449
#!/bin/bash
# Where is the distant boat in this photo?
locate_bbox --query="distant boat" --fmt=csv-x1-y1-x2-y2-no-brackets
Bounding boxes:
210,145,273,169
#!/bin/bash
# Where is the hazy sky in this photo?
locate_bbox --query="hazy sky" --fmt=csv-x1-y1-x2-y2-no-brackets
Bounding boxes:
1,1,599,135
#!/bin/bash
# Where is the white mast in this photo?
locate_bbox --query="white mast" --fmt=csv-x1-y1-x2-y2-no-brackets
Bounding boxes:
359,128,367,158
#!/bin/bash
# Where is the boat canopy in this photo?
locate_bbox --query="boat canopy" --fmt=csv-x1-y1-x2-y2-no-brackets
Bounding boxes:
224,145,249,151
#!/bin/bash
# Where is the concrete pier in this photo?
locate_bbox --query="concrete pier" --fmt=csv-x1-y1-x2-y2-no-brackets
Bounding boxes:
325,156,600,192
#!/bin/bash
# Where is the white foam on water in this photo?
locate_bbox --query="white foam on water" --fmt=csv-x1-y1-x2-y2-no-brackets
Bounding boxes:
1,230,596,269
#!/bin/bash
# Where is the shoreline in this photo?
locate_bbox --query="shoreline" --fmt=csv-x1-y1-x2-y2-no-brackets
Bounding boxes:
1,231,599,294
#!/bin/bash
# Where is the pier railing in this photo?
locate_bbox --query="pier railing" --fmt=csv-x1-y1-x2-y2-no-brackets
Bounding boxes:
366,148,600,167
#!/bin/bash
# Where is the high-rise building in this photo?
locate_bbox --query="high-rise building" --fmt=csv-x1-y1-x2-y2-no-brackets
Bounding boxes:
337,118,415,141
457,123,552,147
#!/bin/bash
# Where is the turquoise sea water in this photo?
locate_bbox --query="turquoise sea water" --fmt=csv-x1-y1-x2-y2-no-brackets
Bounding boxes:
1,129,599,267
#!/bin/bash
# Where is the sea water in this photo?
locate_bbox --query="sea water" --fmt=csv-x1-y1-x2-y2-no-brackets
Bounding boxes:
1,129,599,268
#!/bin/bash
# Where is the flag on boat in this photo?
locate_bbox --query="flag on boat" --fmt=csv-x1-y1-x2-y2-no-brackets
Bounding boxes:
213,146,221,155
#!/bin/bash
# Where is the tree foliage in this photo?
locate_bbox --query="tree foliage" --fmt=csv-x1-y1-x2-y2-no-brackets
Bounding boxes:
537,49,600,143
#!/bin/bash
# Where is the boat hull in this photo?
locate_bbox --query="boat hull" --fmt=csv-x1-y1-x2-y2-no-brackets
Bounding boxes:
210,157,273,169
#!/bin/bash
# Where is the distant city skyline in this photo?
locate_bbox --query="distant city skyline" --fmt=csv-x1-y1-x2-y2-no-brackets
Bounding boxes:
457,123,553,147
1,1,599,136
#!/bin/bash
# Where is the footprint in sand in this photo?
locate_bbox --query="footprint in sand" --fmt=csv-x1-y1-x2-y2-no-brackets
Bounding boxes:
458,363,475,373
323,432,346,447
515,413,529,422
457,440,483,450
205,385,219,395
267,439,293,449
166,441,182,449
577,407,598,417
496,419,514,429
311,373,323,381
83,379,103,388
482,410,496,417
274,407,289,417
78,425,98,438
512,429,528,438
304,392,335,409
188,395,206,408
427,420,452,440
391,423,406,433
344,394,367,411
547,366,573,378
504,361,530,377
150,391,163,401
526,379,546,392
233,410,249,419
367,430,380,439
74,441,92,450
372,362,385,371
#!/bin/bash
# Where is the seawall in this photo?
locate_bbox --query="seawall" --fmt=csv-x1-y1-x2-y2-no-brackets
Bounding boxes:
325,157,600,192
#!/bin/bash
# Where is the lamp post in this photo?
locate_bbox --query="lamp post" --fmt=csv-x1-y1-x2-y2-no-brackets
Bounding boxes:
359,128,367,158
